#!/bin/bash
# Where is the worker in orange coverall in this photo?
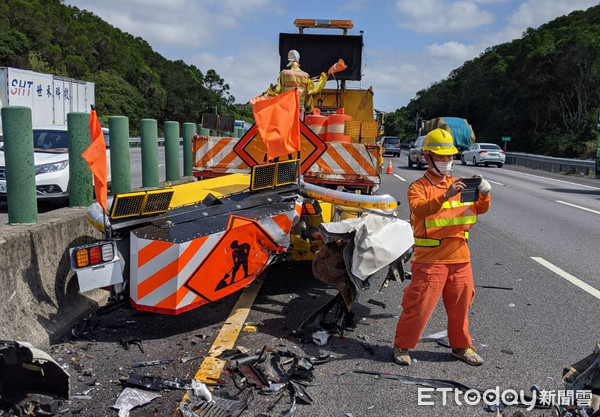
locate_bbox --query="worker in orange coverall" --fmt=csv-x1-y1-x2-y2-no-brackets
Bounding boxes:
393,128,491,366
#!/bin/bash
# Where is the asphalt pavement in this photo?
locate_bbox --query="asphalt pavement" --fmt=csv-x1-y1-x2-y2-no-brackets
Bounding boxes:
6,154,600,416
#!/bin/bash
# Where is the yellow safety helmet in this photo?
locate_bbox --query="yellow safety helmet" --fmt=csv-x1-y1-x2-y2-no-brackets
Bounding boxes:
423,128,458,155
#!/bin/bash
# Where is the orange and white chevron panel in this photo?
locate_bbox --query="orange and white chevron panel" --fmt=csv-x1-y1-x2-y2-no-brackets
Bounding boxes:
305,142,381,185
193,136,248,174
129,201,301,315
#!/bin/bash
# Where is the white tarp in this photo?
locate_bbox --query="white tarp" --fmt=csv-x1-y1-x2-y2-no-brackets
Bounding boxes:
320,214,414,281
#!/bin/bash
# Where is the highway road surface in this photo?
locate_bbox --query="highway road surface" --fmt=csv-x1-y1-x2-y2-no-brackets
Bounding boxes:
4,154,600,416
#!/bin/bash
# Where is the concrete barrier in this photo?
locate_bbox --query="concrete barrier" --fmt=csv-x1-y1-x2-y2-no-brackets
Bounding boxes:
0,208,109,349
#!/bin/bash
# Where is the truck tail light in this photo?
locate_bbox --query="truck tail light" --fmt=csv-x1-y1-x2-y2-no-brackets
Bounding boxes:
75,249,89,268
72,242,116,269
479,151,486,154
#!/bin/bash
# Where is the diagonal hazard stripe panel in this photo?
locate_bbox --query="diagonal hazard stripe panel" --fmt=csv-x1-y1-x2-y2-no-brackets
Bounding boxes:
197,138,232,167
341,143,378,176
137,236,208,300
138,240,175,268
326,145,355,173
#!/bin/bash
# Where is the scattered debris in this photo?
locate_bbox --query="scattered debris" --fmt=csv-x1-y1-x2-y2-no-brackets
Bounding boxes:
112,387,160,417
132,359,174,368
475,285,513,291
367,299,386,308
119,337,144,353
508,303,516,308
124,373,192,391
243,325,257,332
501,349,514,356
0,340,69,399
181,355,204,363
420,330,448,342
436,339,451,348
312,330,329,346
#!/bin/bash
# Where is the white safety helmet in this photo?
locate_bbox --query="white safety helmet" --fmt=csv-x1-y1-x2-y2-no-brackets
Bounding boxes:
287,50,300,67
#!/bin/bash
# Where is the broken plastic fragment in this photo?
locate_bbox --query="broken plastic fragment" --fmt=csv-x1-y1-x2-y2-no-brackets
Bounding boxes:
112,387,160,417
191,379,212,402
243,325,257,332
312,330,329,346
420,330,448,342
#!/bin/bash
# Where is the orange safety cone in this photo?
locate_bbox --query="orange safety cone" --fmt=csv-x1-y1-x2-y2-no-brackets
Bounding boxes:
386,159,394,174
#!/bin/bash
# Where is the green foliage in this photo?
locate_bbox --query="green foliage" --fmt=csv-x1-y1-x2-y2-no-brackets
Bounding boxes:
384,4,600,158
0,0,243,134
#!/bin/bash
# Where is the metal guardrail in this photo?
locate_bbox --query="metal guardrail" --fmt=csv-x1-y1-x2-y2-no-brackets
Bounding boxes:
505,152,596,176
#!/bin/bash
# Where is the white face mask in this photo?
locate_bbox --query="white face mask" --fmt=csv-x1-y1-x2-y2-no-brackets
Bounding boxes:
434,160,452,175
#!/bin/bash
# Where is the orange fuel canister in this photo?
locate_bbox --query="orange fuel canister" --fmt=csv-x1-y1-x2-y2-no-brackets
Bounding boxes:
306,108,328,141
326,108,352,143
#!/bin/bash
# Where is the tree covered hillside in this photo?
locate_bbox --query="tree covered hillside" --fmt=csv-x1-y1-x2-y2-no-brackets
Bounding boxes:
0,0,253,132
385,5,600,158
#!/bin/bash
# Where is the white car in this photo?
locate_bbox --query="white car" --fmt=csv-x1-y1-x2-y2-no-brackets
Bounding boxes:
0,126,110,201
461,143,505,168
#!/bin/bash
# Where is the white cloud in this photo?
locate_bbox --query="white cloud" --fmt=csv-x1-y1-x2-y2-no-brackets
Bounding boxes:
395,0,495,33
191,40,280,104
426,41,479,62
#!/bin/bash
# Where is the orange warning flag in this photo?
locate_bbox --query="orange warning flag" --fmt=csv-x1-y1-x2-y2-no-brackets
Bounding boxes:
82,109,108,214
328,58,347,75
252,88,300,161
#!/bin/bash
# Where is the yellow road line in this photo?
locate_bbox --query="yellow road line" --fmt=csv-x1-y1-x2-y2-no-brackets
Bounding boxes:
174,276,265,416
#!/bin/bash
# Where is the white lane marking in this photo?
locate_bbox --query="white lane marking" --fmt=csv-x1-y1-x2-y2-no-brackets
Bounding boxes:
488,180,505,186
556,200,600,215
393,174,406,182
513,171,600,190
531,257,600,300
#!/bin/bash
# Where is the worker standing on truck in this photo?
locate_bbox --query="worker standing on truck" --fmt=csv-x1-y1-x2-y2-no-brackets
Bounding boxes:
251,50,327,118
393,128,491,367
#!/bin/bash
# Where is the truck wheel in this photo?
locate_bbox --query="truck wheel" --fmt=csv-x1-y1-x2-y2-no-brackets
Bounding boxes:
472,157,478,166
461,155,466,165
497,163,503,168
408,156,413,168
416,159,423,169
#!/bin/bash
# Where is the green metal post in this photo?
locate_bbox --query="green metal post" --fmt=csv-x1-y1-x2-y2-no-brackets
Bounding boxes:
67,112,93,208
140,119,159,188
235,128,244,138
596,119,600,178
109,116,130,194
1,106,37,224
210,129,218,137
182,122,196,177
164,121,180,182
199,127,210,136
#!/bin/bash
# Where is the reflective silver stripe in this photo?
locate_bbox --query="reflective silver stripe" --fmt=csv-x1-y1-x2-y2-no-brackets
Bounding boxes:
426,142,455,147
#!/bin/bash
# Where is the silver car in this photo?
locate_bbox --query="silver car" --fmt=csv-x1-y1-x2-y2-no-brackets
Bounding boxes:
461,143,505,167
408,135,427,168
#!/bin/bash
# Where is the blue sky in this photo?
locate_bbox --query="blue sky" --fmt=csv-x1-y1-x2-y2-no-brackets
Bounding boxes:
65,0,599,112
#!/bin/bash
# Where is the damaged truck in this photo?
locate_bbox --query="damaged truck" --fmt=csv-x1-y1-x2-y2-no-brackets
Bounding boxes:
68,19,414,318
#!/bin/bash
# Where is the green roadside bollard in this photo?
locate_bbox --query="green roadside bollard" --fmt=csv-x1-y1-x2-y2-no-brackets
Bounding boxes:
2,106,37,224
164,121,180,182
109,116,131,194
199,127,210,136
182,122,196,177
235,127,244,138
209,129,218,137
67,112,93,209
140,119,159,188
